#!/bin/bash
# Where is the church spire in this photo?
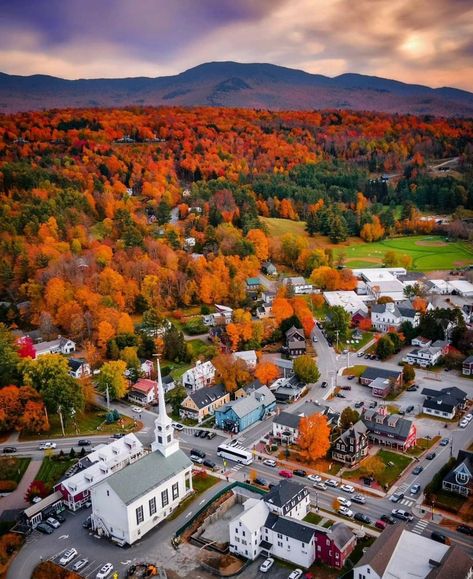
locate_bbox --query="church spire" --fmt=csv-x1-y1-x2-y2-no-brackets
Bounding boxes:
151,358,179,457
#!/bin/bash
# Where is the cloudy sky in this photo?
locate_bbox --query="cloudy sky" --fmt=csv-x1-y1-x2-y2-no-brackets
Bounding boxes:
1,0,472,90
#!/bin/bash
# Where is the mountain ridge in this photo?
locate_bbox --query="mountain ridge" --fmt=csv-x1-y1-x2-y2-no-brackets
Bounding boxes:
1,61,472,116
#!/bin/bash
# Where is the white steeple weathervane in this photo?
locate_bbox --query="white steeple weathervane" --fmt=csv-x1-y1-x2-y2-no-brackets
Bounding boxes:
151,358,180,457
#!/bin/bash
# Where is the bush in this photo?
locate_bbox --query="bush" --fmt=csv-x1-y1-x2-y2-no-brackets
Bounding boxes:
0,481,17,492
201,305,210,315
183,318,207,335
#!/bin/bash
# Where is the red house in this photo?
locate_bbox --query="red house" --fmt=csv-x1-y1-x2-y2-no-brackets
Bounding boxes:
314,523,357,569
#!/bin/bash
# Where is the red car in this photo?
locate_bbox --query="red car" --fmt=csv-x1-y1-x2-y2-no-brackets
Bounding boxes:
279,470,293,478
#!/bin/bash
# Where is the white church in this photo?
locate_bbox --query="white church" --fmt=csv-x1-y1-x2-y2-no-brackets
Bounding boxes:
90,361,193,546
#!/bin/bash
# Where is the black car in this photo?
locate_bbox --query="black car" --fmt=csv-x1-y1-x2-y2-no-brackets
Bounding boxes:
405,405,414,413
426,452,436,460
199,430,209,438
457,524,473,536
190,448,206,459
407,385,418,392
78,439,91,446
36,522,54,534
320,381,328,389
111,433,124,439
412,465,423,475
381,514,395,524
82,517,91,529
51,512,65,523
2,446,17,454
203,459,216,469
293,469,307,477
336,393,346,398
254,477,268,487
354,513,372,524
354,401,364,409
431,531,449,544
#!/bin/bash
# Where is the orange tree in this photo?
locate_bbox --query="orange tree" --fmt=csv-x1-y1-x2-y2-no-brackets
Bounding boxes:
297,414,331,463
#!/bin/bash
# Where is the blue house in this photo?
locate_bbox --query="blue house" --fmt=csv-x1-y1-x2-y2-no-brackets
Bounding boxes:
215,385,276,433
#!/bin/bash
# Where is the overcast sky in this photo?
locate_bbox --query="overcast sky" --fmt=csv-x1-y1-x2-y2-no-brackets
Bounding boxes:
1,0,472,90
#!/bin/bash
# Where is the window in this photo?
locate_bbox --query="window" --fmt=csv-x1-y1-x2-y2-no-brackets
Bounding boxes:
149,497,156,516
106,490,109,496
278,541,283,547
167,435,172,443
158,436,163,444
242,530,246,537
235,528,238,534
136,505,144,525
172,482,179,500
161,489,169,508
301,543,305,548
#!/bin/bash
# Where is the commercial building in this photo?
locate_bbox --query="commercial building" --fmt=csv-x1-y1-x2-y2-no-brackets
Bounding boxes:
180,383,230,423
323,291,369,315
362,408,416,451
215,385,276,433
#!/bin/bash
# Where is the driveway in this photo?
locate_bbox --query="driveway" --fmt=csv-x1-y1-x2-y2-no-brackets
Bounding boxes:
0,458,42,514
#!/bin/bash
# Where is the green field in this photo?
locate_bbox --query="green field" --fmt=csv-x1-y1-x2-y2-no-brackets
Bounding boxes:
261,218,473,271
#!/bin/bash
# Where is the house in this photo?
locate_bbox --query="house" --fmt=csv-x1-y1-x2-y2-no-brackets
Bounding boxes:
202,304,233,327
411,337,432,347
180,383,230,423
233,350,258,370
362,407,416,451
353,524,473,579
332,421,369,466
229,480,355,570
367,377,393,399
256,304,272,319
184,236,196,249
68,358,91,379
262,261,277,276
34,336,76,357
246,277,262,293
140,360,154,377
323,291,369,315
128,378,158,405
273,374,307,403
351,309,370,328
161,374,176,393
182,361,216,391
359,367,402,387
55,434,144,512
449,279,473,297
463,355,473,376
371,301,419,332
403,344,444,367
282,276,314,295
272,401,331,443
90,362,193,546
262,291,276,305
285,326,306,358
215,385,276,433
421,386,468,420
442,450,473,497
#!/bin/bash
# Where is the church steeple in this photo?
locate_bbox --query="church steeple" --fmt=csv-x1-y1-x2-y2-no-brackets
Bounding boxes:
151,358,179,457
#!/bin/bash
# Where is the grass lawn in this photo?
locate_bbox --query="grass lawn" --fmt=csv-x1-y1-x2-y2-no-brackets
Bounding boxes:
345,449,412,488
429,490,467,512
35,457,77,488
343,365,367,377
167,361,192,380
20,405,138,441
0,457,31,484
187,339,214,360
407,436,440,457
337,330,374,353
167,473,220,521
303,512,323,525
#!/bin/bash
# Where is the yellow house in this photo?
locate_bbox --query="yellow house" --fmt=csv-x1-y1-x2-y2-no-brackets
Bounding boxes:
180,383,230,423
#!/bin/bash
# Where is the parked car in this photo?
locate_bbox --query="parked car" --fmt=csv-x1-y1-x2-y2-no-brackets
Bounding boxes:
431,531,450,545
259,558,274,573
457,524,473,536
337,496,351,507
36,522,54,534
193,430,201,437
110,433,124,439
340,484,355,494
464,413,472,422
412,465,423,475
381,514,395,524
2,447,17,454
357,352,364,358
338,506,354,518
340,386,352,391
307,474,321,483
51,511,65,523
354,513,372,524
82,517,92,529
203,459,216,469
326,479,339,488
190,455,203,464
352,494,366,504
190,448,206,459
279,470,293,478
254,477,268,487
336,393,346,398
96,563,114,579
426,452,436,460
314,482,327,490
207,431,216,440
72,559,89,572
375,519,387,530
78,439,91,446
391,509,413,521
354,401,364,408
320,381,328,389
390,492,404,503
46,517,61,529
172,422,184,431
131,406,142,413
407,385,418,392
288,570,303,579
460,419,469,428
410,484,421,495
405,405,415,413
440,438,449,446
59,548,78,565
263,459,277,467
369,401,377,408
293,469,307,477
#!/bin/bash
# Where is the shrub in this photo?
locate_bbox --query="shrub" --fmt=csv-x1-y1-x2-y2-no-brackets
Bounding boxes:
0,481,17,492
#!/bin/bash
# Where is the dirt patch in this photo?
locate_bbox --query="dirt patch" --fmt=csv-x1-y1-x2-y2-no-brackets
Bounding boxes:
345,257,383,264
415,240,448,247
454,260,469,267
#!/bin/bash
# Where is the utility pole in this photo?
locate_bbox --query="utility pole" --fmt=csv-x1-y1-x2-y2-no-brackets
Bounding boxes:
335,330,339,352
105,386,110,410
57,405,65,437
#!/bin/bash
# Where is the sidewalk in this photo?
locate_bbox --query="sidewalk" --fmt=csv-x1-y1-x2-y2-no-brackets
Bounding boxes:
0,458,42,514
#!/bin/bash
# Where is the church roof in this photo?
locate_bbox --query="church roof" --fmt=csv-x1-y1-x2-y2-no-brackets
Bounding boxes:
106,449,192,505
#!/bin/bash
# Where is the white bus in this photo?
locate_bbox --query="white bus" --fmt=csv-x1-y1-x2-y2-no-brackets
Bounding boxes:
217,443,253,465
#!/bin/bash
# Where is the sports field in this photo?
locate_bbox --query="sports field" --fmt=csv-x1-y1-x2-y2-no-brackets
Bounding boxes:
261,218,473,271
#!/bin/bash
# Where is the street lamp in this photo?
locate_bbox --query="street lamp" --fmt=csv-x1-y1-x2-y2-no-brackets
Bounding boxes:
314,491,319,512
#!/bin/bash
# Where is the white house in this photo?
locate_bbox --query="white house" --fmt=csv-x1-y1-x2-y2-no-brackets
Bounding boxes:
272,402,331,443
90,362,193,546
403,346,443,367
282,277,314,295
182,361,216,391
68,358,91,379
449,279,473,297
34,336,76,357
371,301,419,332
184,237,196,249
128,378,158,405
233,350,258,370
202,304,233,326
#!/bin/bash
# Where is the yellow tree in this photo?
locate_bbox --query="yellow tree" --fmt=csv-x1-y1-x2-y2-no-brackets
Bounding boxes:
297,414,331,463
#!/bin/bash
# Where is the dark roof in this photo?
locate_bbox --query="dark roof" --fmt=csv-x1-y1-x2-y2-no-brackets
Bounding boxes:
337,421,368,445
361,367,402,381
398,272,425,282
328,522,355,550
423,397,458,413
264,512,315,543
427,545,473,578
362,411,413,441
421,386,467,403
273,412,301,429
443,450,473,489
355,523,405,575
286,326,305,340
288,340,306,351
188,383,228,410
463,355,473,365
162,375,175,385
68,358,84,372
263,480,308,510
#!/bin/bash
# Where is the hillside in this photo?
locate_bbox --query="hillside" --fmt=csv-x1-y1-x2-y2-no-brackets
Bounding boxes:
1,61,473,116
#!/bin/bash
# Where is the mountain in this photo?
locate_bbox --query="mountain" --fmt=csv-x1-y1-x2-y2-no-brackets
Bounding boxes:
1,61,473,116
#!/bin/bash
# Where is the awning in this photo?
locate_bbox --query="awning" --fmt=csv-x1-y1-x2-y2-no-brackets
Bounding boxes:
24,490,63,519
259,540,273,550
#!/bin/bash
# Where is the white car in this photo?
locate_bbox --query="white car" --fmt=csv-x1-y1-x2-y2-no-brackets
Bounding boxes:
314,481,327,490
46,517,61,529
337,496,352,507
326,479,339,488
259,557,274,573
340,484,355,494
172,422,184,431
465,414,473,422
131,406,142,413
59,548,78,565
96,563,114,579
307,474,322,483
263,459,277,467
288,570,303,579
338,506,354,518
39,441,57,450
460,419,469,428
190,455,203,464
72,558,88,572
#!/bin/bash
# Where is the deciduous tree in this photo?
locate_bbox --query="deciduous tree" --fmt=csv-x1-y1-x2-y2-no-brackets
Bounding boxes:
298,414,331,462
293,355,320,384
254,361,279,385
96,360,128,400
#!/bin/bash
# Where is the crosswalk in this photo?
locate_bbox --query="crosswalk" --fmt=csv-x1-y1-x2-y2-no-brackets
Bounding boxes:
399,498,415,507
412,519,429,535
231,463,244,472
